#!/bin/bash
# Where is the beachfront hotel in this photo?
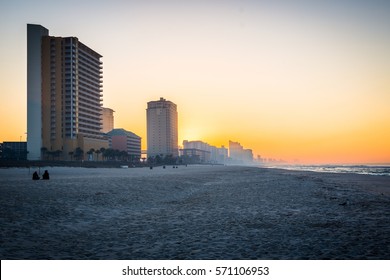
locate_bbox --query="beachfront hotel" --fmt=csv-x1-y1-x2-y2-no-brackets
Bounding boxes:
106,128,141,159
146,97,178,158
27,24,108,160
229,140,253,163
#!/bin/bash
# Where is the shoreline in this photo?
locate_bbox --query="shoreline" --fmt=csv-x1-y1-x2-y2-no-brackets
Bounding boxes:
1,165,389,259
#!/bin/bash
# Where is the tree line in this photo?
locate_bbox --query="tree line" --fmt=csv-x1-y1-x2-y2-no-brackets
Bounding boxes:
40,147,140,162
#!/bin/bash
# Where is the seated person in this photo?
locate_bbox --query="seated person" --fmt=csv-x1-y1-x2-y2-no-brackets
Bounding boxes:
42,170,50,180
32,171,40,180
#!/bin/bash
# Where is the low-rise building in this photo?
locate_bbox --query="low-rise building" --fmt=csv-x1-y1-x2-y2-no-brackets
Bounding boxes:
107,128,141,159
1,142,28,160
181,140,227,164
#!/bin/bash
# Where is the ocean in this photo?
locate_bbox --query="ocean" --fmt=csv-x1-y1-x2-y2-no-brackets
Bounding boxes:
267,164,390,176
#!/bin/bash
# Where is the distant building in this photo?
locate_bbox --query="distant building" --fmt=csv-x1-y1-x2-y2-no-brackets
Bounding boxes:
101,107,114,133
27,24,108,160
107,129,141,159
146,97,178,158
182,140,211,163
217,146,228,163
229,140,253,163
183,140,209,152
181,140,227,164
1,142,28,160
256,155,265,163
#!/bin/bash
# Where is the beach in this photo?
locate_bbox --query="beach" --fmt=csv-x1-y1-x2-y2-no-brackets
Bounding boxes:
0,165,389,259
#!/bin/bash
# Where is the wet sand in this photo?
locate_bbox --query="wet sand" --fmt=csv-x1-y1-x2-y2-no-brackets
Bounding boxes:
0,165,389,259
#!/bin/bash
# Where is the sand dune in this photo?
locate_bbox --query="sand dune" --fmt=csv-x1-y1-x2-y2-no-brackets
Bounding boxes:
0,165,389,259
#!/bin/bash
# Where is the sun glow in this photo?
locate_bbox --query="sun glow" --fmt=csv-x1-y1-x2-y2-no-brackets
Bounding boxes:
1,1,390,164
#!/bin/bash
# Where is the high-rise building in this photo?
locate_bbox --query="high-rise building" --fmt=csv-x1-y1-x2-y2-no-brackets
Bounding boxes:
229,140,253,163
146,97,178,158
101,107,114,133
218,146,229,163
27,24,108,160
27,24,49,160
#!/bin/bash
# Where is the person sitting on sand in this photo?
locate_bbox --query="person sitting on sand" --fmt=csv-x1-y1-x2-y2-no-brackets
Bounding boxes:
32,171,40,180
42,170,50,180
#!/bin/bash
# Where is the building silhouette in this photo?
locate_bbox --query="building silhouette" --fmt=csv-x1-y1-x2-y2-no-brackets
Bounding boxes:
27,24,108,160
1,142,28,160
146,97,178,158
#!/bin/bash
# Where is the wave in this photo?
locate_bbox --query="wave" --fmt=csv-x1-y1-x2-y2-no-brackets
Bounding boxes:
265,164,390,176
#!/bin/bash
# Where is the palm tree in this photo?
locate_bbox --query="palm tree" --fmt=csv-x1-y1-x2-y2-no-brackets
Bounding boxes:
74,147,84,161
95,149,101,161
54,150,62,160
120,150,128,161
100,147,106,161
87,148,95,161
155,154,162,164
47,150,55,160
114,149,121,161
103,148,114,161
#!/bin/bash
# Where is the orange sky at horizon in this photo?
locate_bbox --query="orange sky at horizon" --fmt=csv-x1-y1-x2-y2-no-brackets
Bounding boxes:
1,0,389,164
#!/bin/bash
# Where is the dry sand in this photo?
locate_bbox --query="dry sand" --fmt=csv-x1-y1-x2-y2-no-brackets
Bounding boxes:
0,165,389,259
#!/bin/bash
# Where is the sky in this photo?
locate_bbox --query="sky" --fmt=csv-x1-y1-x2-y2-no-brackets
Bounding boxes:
0,0,389,164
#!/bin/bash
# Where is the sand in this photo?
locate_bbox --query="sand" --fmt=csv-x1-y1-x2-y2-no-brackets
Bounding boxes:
0,165,389,259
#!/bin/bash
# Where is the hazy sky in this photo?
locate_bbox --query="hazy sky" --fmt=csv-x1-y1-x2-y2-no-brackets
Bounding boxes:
1,0,389,164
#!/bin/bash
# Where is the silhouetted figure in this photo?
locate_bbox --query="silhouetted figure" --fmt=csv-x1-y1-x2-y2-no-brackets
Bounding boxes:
42,170,50,180
32,171,40,180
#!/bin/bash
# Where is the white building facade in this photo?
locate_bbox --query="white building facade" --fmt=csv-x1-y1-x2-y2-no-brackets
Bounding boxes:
27,24,49,160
